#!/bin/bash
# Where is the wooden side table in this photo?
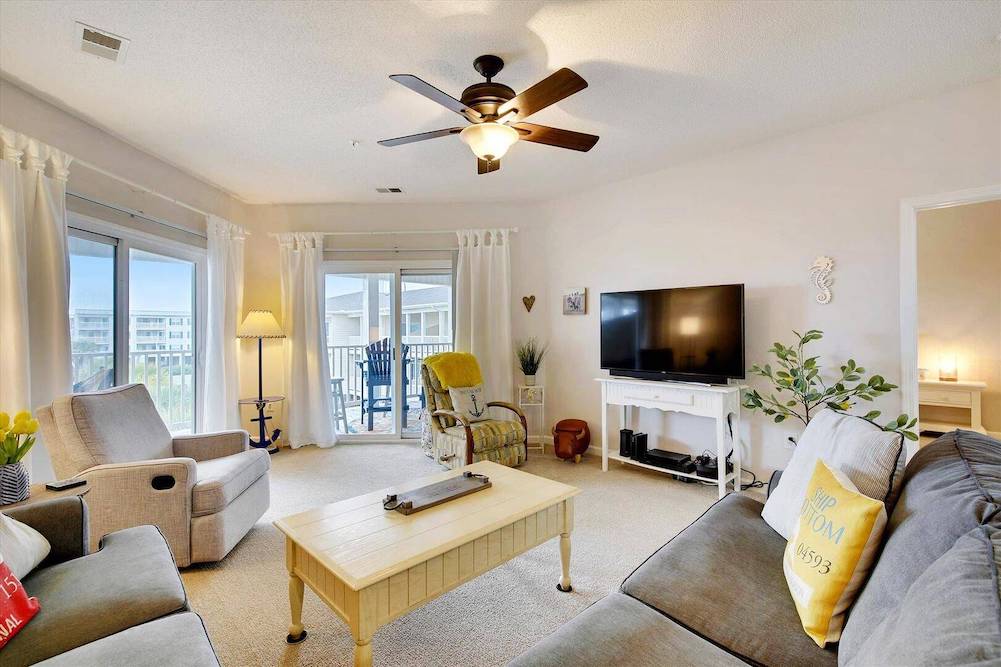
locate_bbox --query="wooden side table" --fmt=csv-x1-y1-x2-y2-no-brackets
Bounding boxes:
0,482,89,512
519,385,545,452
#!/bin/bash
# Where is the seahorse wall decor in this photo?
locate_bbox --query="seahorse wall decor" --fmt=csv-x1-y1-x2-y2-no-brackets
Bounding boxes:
810,256,834,304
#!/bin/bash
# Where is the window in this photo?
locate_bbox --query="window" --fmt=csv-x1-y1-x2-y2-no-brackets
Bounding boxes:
129,248,196,433
424,311,440,337
68,214,205,434
68,234,116,389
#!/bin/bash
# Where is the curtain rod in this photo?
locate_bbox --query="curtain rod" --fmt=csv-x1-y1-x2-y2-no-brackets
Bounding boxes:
268,227,518,238
327,247,458,253
73,157,234,221
67,191,209,240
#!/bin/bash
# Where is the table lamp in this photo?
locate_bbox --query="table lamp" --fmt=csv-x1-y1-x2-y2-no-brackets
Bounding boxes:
238,310,285,452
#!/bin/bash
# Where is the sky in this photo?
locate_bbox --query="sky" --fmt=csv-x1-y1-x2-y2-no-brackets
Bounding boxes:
69,243,194,313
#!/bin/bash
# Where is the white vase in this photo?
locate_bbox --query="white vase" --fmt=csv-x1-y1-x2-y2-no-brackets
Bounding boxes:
524,374,536,386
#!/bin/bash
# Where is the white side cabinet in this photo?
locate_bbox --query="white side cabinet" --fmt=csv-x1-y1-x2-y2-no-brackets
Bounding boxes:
596,377,743,499
918,380,987,434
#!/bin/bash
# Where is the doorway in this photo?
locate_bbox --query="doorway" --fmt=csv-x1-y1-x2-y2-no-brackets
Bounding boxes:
324,260,454,441
900,185,1001,447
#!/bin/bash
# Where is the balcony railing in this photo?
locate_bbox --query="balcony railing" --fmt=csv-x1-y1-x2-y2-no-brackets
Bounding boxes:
327,342,453,407
71,350,195,433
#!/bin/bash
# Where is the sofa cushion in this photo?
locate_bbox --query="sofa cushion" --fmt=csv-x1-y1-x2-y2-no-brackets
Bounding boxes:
621,493,837,667
508,592,745,667
839,430,1001,662
762,409,904,540
3,525,187,667
192,449,270,517
34,612,220,667
844,525,1001,666
443,420,526,452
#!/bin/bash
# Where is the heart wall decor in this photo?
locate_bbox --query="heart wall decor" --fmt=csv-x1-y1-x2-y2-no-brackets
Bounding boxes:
522,295,536,312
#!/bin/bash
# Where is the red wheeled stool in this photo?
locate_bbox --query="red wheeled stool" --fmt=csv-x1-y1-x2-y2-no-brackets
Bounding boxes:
552,419,590,463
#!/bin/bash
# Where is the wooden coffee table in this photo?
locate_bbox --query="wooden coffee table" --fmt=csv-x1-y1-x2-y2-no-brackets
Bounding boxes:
274,461,579,666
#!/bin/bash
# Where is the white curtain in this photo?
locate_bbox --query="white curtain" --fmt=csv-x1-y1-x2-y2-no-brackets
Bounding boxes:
202,215,246,431
0,127,73,480
455,228,514,403
278,232,336,448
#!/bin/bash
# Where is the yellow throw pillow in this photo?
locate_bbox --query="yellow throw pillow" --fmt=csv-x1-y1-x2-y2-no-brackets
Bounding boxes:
783,459,887,648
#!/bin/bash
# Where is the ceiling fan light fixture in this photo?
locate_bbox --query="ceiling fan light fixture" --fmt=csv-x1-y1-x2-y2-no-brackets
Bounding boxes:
459,122,519,161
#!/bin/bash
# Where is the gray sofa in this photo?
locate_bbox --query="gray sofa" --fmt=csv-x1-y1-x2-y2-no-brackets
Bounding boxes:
2,497,219,667
511,429,1001,666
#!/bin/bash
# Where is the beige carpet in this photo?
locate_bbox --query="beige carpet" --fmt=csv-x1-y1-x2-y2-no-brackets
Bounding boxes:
182,444,723,666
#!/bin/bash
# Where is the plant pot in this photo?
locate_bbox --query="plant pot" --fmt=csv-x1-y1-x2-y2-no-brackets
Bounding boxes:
524,374,536,386
0,461,30,505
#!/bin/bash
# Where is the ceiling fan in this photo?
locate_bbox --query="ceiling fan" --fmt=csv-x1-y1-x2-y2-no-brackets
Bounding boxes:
378,55,599,175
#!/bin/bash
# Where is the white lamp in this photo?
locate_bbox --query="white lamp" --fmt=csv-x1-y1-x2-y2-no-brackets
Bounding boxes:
459,122,519,162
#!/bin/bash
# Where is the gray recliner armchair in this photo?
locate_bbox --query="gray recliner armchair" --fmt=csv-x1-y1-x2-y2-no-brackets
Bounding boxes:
37,383,270,567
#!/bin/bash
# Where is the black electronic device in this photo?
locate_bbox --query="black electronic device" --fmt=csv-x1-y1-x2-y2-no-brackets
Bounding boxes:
600,284,745,384
644,449,695,472
45,478,86,492
694,454,734,479
630,432,648,462
619,429,634,457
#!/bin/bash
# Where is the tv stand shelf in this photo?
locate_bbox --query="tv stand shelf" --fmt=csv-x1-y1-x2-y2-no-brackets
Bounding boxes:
596,377,743,498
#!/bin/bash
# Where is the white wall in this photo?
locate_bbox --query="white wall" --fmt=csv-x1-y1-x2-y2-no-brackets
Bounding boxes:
539,78,1001,477
917,199,1001,433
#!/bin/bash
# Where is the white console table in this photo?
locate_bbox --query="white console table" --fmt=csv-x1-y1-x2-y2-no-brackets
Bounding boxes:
596,377,743,499
918,379,987,434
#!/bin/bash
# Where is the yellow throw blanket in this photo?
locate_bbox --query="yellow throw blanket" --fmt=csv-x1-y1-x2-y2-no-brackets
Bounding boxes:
424,352,483,389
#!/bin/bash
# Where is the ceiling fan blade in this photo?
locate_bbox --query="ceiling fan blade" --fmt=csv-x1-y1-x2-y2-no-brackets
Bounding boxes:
477,158,500,175
512,123,599,152
497,68,587,121
378,127,464,147
389,74,482,122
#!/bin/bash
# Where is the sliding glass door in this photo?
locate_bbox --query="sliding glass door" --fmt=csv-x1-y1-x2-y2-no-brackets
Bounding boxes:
400,270,453,437
68,213,205,433
324,260,453,440
128,248,197,433
68,231,117,391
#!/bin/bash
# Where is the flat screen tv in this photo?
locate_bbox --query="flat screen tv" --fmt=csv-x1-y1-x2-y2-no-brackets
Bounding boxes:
600,284,745,384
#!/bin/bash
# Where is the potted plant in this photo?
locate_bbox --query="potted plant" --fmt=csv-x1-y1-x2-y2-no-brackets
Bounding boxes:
0,410,39,505
516,338,547,386
742,329,918,442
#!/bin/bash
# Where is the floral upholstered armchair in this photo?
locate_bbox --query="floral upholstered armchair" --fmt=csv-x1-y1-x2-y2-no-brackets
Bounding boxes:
421,352,528,469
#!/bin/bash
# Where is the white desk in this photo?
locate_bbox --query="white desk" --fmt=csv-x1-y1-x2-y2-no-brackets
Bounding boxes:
918,379,987,434
596,377,743,499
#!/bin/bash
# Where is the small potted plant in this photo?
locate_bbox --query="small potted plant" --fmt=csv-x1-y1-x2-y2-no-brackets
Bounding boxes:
742,329,918,442
1,411,39,505
516,338,547,386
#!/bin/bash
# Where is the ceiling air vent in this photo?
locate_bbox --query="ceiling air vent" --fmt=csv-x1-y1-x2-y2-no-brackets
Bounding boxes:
76,22,129,63
376,187,404,194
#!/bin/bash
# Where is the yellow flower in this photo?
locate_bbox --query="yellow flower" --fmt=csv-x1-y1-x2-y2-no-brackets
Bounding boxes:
0,429,6,441
13,410,31,425
0,413,9,430
24,419,38,435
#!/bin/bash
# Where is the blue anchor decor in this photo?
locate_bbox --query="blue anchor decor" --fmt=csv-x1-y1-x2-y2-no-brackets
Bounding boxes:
469,393,486,419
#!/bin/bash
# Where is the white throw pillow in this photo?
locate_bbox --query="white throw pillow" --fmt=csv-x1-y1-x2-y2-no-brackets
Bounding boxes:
0,512,51,579
448,384,490,423
762,409,903,540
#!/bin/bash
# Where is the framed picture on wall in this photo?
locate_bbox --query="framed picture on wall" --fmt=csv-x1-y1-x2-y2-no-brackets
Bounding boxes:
562,287,587,315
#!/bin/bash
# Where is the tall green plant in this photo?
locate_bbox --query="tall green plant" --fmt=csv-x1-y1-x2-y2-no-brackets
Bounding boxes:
515,338,548,375
742,329,918,441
